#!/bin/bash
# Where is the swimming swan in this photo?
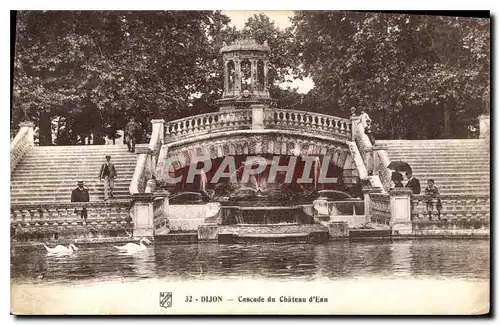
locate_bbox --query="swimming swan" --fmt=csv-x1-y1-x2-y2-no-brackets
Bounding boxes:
43,244,79,254
113,238,152,253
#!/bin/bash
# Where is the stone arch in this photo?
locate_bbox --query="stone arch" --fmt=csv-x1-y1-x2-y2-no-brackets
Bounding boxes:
156,133,359,187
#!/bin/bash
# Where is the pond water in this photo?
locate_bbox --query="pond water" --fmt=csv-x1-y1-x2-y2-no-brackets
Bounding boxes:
11,239,489,284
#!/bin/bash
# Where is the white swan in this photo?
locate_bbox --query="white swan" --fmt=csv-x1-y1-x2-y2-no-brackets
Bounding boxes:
113,238,152,253
43,244,79,254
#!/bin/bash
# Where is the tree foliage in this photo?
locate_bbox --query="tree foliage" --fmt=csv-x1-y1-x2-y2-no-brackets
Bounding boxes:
12,11,489,144
291,12,490,139
12,11,232,144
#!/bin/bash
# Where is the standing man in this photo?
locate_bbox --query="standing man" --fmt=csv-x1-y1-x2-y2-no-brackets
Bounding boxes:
125,117,141,152
99,155,117,200
71,180,90,221
405,170,421,194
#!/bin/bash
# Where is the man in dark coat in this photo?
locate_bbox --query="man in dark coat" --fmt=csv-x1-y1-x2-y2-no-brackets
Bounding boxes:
99,155,117,200
71,180,90,220
125,117,141,152
405,171,421,194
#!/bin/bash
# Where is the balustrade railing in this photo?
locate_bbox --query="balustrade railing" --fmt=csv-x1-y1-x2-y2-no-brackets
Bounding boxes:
373,148,392,192
369,193,391,226
11,201,132,228
265,108,352,139
164,108,352,143
153,196,169,233
411,194,490,221
165,109,252,142
11,122,34,173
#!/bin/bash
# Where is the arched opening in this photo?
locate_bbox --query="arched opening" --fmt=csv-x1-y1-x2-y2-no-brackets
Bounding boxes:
227,61,235,92
257,60,265,91
240,59,251,91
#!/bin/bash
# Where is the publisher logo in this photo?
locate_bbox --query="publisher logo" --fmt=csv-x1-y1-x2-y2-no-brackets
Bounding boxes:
160,292,172,309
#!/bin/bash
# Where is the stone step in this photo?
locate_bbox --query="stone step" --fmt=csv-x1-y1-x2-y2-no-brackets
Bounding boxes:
12,170,136,177
408,167,490,172
29,144,146,150
11,195,131,203
20,157,138,162
387,155,489,160
378,139,487,144
10,186,131,194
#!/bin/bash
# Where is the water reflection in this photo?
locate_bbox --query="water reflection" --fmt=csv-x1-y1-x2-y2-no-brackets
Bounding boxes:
11,239,489,284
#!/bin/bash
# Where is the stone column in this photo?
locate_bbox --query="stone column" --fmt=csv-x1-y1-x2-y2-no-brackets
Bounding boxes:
250,59,257,93
263,59,269,94
251,104,265,130
131,193,155,237
223,60,228,97
362,186,382,223
234,58,241,96
19,121,35,146
479,115,490,139
150,119,165,173
389,188,413,235
372,143,388,175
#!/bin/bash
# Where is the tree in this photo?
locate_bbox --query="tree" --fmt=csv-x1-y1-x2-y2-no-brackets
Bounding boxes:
291,11,490,139
12,11,233,145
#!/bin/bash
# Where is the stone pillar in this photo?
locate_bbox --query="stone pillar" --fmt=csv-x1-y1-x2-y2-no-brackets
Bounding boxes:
19,121,35,146
372,143,388,175
131,193,155,237
350,116,361,141
263,59,269,93
479,115,490,139
389,188,413,235
313,198,330,222
365,147,373,175
150,119,164,173
250,59,257,93
251,104,265,130
234,58,241,96
362,186,382,223
223,60,228,96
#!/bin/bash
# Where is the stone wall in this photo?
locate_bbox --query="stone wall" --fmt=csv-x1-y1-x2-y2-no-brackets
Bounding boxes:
166,203,221,231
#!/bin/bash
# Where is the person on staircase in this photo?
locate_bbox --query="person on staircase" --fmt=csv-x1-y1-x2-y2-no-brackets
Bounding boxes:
98,155,117,200
405,171,421,194
125,117,141,152
71,180,90,221
424,179,442,221
405,171,421,221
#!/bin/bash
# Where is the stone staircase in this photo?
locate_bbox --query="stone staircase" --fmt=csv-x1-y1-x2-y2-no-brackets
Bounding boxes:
11,145,137,204
378,139,490,196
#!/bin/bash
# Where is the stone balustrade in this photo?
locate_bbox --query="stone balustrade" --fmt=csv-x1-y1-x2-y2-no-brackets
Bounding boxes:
352,118,372,164
165,109,253,143
11,201,132,240
153,195,170,234
369,193,391,226
265,108,352,140
372,143,392,192
163,108,352,144
411,194,490,222
11,122,35,173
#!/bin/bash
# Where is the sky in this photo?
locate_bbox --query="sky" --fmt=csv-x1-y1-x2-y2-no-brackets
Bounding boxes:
222,10,315,94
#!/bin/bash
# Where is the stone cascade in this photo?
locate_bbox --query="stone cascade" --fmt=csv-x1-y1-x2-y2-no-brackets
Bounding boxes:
11,145,138,203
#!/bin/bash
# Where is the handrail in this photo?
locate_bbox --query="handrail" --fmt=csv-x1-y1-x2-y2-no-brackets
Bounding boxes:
165,109,252,143
11,123,34,173
265,108,352,138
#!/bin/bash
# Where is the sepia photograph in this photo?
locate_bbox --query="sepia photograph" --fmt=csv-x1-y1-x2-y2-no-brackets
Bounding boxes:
9,9,490,315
